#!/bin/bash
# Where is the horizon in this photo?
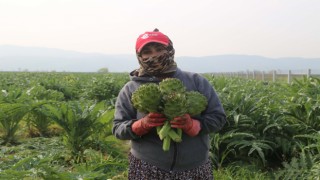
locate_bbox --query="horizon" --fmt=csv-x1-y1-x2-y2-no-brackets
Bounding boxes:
1,45,320,73
1,44,320,59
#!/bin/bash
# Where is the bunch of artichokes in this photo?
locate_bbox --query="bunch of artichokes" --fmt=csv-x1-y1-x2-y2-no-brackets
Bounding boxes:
131,78,208,151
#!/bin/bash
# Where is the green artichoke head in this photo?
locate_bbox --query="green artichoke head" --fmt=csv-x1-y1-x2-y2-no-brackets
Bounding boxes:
186,91,208,116
163,93,188,120
159,78,186,99
131,83,162,113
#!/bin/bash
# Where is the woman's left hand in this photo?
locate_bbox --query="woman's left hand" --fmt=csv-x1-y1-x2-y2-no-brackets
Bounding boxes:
170,114,201,136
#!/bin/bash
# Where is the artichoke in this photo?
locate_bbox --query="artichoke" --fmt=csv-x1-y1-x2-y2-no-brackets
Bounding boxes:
163,93,188,120
186,91,208,116
159,78,186,99
131,83,162,113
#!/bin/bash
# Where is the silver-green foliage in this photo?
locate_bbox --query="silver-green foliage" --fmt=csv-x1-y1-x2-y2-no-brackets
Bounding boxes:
208,76,320,177
274,149,318,180
0,137,128,179
0,88,48,145
43,100,111,163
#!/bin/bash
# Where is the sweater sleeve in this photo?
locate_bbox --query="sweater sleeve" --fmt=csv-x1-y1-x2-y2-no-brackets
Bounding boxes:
194,75,226,134
112,83,140,140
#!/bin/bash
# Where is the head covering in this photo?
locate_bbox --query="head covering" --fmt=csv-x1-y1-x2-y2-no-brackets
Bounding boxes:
135,28,170,53
134,29,177,77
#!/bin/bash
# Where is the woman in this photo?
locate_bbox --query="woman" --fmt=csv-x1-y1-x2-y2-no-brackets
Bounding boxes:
112,29,226,179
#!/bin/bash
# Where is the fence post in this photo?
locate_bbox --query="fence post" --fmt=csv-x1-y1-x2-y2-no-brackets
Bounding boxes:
288,70,292,84
262,71,265,81
273,70,276,82
246,71,249,79
307,69,311,78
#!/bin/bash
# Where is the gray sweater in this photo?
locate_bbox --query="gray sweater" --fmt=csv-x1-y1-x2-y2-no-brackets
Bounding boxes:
112,68,226,171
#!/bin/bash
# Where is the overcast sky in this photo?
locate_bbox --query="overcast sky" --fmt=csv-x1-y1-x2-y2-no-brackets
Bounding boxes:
0,0,319,58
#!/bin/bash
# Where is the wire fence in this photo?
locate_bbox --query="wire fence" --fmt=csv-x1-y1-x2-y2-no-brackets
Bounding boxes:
211,69,320,83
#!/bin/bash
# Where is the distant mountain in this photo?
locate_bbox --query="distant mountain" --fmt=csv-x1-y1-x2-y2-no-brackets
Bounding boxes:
176,55,320,73
1,45,320,73
0,45,138,72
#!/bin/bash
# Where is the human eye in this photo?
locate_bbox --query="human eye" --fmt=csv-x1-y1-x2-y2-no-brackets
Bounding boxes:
156,46,165,52
141,50,152,55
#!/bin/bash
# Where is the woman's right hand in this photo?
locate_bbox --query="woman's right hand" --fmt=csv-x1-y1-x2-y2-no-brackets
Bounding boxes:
132,113,166,136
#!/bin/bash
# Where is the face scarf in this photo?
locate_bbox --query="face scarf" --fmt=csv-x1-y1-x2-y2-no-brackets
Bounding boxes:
136,45,177,77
